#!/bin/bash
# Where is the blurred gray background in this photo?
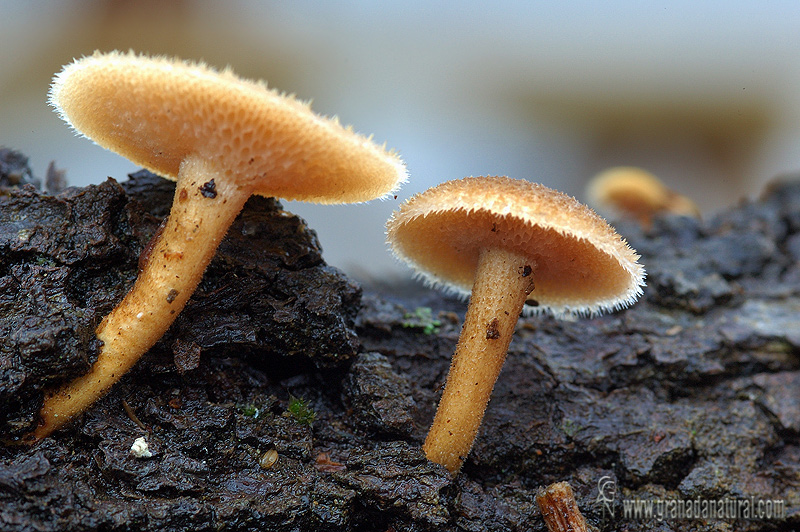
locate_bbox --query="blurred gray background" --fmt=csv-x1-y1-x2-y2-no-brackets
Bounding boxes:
2,1,799,283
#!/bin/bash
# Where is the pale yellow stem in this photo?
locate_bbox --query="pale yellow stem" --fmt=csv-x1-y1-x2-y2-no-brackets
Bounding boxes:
31,156,251,439
423,246,534,473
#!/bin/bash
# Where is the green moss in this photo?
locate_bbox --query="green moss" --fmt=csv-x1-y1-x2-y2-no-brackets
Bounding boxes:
287,395,316,426
34,255,56,267
560,418,583,438
240,404,260,418
401,306,441,335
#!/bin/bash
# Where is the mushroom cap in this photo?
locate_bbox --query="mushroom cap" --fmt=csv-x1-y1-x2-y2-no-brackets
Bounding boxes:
587,166,670,213
587,166,700,220
50,51,406,203
386,176,645,317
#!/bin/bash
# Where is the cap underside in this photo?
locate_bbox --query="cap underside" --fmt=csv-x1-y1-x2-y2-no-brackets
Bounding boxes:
387,177,645,317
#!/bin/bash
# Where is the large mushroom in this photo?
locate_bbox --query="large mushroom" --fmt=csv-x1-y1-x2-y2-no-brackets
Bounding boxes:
32,51,406,440
386,176,645,472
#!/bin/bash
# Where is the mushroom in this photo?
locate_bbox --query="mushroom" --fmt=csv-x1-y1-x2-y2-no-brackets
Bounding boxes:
386,176,645,472
32,51,406,440
586,166,700,227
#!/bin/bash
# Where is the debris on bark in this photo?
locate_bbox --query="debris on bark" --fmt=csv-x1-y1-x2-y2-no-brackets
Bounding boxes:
536,481,591,532
0,148,40,189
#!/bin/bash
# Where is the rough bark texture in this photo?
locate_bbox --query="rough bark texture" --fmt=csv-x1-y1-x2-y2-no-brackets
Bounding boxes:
0,158,360,438
1,148,798,531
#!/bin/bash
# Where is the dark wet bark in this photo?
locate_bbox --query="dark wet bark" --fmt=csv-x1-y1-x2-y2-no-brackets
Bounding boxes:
1,148,798,531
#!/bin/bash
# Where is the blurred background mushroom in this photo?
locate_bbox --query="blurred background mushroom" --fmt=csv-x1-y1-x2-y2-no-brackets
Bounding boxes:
586,166,701,227
2,1,799,283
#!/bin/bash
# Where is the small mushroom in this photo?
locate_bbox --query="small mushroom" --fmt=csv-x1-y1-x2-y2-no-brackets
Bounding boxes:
32,51,406,440
586,166,700,227
386,176,645,472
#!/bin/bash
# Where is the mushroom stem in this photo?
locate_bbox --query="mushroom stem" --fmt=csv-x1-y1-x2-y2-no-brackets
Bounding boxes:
32,156,251,439
423,246,534,472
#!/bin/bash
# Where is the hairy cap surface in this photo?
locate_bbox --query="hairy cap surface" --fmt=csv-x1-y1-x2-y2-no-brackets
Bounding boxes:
50,51,406,203
387,176,645,316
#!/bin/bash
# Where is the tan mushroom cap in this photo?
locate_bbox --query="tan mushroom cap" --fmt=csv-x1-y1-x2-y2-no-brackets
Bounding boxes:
50,50,406,203
387,176,645,316
587,166,669,212
587,166,700,221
